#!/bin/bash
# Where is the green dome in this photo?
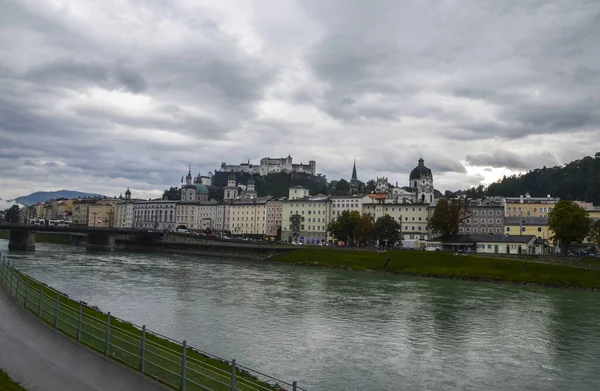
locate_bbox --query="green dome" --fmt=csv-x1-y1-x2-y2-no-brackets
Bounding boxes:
228,174,236,181
248,178,255,185
194,183,209,195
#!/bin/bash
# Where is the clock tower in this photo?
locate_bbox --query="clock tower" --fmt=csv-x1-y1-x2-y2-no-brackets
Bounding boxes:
409,157,434,204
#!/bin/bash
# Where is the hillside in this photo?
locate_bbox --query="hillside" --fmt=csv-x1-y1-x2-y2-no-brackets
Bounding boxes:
9,190,105,206
485,153,600,204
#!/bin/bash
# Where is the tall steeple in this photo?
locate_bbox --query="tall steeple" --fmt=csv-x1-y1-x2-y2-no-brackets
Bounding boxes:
351,159,358,181
349,159,359,195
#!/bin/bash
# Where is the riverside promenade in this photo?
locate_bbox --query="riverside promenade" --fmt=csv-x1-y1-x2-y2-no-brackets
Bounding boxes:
0,288,167,391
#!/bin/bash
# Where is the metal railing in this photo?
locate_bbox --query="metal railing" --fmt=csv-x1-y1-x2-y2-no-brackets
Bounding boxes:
0,254,306,391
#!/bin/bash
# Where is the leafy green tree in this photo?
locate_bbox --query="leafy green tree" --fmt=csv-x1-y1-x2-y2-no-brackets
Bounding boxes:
589,220,600,246
428,198,470,237
548,200,590,253
4,205,20,223
354,213,375,245
373,215,401,246
327,210,360,243
162,187,182,200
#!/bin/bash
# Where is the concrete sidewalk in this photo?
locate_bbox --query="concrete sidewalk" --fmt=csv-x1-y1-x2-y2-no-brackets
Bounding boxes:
0,288,168,391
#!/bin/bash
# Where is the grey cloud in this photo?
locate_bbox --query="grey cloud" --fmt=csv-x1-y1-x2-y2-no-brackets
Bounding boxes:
465,150,559,171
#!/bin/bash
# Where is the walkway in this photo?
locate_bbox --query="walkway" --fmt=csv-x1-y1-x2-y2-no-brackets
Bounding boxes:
0,288,168,391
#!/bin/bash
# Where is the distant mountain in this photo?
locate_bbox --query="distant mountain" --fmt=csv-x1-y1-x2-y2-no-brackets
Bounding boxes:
9,190,106,206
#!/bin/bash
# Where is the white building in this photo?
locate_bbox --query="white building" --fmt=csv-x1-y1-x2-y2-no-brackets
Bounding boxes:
215,202,233,234
330,195,363,219
133,200,178,231
219,155,316,176
197,200,218,230
368,158,435,205
281,186,331,244
115,188,134,228
176,202,198,230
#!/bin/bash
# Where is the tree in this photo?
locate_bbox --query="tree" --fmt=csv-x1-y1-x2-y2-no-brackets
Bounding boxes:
364,179,377,194
4,205,20,223
334,179,350,196
428,198,470,237
163,187,182,200
548,200,590,253
373,215,401,247
589,220,600,246
327,210,360,243
354,213,375,245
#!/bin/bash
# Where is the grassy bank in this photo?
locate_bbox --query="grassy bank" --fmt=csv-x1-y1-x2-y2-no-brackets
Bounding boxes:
271,248,600,289
1,264,287,391
0,369,27,391
0,231,70,245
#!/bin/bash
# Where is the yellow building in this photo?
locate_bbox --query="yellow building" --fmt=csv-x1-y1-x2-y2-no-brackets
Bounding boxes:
281,186,331,244
34,203,46,219
361,194,429,241
503,216,555,241
575,201,600,220
504,193,558,217
88,200,117,228
229,196,272,236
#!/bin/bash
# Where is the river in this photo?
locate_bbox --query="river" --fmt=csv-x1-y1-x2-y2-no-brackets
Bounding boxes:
1,240,599,391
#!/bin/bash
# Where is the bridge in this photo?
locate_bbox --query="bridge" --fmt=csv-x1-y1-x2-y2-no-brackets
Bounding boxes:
0,224,163,251
0,225,288,259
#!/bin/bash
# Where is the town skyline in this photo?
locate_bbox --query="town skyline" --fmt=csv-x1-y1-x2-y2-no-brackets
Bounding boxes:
1,0,598,201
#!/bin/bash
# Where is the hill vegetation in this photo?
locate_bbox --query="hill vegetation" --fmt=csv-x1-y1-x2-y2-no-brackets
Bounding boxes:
10,190,105,206
466,153,600,204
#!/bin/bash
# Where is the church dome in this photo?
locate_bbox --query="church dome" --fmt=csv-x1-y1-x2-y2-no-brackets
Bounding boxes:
409,158,432,180
194,183,209,195
228,174,236,181
247,178,255,185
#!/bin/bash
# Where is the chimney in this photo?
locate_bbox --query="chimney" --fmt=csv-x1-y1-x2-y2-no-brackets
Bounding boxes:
520,194,523,203
547,194,551,199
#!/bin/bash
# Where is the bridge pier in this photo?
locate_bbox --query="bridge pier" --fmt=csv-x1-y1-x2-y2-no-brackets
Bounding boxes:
8,230,36,251
86,233,116,252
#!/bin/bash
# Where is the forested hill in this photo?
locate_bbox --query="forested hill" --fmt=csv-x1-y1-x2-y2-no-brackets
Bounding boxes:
485,153,600,204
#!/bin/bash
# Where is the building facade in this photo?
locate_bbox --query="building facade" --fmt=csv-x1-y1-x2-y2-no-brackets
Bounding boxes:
265,199,284,238
88,200,116,228
197,200,218,230
282,187,331,244
215,202,233,234
133,200,178,231
219,155,316,176
458,197,505,235
361,196,430,242
331,195,363,220
176,202,199,230
426,235,541,255
504,193,558,217
229,196,271,236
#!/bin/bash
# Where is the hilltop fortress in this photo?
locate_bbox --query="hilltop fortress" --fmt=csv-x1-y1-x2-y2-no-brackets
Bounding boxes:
218,155,316,176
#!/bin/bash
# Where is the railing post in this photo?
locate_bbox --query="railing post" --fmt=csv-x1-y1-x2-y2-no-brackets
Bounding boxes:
231,359,237,391
24,276,29,308
105,312,111,356
54,291,60,329
77,301,83,342
15,269,20,300
140,325,146,375
9,265,14,296
293,381,297,391
38,284,43,317
180,340,187,391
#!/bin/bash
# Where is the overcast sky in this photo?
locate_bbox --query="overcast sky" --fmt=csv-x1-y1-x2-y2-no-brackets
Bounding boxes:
1,0,598,200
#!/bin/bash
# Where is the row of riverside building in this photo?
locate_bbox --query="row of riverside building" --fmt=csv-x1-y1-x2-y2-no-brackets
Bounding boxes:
17,158,600,255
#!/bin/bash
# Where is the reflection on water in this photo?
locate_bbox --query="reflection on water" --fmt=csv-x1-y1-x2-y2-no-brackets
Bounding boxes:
2,241,600,391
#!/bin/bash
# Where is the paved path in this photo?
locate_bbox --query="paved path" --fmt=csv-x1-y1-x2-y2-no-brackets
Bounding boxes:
0,288,168,391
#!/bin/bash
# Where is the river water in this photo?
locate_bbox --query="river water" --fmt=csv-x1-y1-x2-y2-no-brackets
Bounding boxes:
1,240,600,391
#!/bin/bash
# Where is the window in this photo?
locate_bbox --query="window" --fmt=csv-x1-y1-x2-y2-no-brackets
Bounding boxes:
487,244,492,249
522,227,526,232
527,211,531,216
488,219,493,224
537,227,542,232
496,219,501,224
473,219,478,224
473,227,479,233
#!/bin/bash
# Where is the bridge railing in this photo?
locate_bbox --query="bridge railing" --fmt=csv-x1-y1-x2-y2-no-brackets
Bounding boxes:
0,255,306,391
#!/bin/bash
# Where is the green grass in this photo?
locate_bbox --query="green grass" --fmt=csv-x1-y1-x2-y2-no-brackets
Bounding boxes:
271,248,600,289
0,231,70,245
0,263,287,391
0,369,27,391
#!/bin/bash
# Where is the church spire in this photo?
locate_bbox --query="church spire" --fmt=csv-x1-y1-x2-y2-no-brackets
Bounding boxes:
351,159,358,181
